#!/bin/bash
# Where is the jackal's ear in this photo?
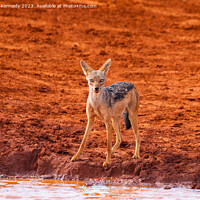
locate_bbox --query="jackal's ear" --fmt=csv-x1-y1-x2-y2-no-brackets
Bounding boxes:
80,60,93,76
99,59,111,75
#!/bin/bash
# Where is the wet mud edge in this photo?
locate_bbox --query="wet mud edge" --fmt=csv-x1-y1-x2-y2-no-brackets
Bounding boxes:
0,151,199,189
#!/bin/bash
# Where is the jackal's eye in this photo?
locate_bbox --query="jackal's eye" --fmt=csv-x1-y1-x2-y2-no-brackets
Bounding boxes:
100,79,104,83
89,79,94,83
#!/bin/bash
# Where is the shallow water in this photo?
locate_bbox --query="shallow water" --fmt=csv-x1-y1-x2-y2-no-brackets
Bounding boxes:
0,179,199,200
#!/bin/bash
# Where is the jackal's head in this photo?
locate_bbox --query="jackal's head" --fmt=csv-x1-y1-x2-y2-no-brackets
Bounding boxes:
80,59,111,94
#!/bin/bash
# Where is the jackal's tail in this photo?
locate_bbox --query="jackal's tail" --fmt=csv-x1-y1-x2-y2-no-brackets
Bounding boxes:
123,112,131,129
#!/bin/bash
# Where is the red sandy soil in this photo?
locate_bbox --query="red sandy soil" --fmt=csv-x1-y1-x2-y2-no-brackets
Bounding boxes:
0,0,199,188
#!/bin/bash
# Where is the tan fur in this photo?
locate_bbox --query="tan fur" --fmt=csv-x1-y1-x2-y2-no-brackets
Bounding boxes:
71,59,140,166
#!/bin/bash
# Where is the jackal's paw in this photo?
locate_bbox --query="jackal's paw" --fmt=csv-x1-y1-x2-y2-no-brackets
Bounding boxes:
103,161,110,167
71,154,80,162
133,154,140,159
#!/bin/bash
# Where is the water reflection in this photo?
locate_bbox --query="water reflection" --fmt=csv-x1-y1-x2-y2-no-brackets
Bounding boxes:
0,179,199,200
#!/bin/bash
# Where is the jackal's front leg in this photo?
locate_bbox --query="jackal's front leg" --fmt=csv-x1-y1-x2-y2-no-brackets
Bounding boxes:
71,116,94,162
103,121,112,167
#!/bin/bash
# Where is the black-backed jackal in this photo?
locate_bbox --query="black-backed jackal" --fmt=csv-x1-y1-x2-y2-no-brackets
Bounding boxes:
71,59,140,167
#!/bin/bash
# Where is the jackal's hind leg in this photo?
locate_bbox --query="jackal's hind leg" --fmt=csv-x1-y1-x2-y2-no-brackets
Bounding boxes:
111,118,122,154
127,108,140,159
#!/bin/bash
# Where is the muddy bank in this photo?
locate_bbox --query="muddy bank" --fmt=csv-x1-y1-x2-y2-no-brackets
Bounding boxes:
0,0,199,189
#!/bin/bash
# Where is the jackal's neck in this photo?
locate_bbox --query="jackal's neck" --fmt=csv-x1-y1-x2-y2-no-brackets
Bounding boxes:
88,87,104,104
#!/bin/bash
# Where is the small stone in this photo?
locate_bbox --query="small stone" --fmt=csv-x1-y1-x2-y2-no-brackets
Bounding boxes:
164,185,171,190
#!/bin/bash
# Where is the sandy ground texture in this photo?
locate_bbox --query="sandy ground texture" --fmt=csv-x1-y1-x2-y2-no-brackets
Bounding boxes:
0,0,200,188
